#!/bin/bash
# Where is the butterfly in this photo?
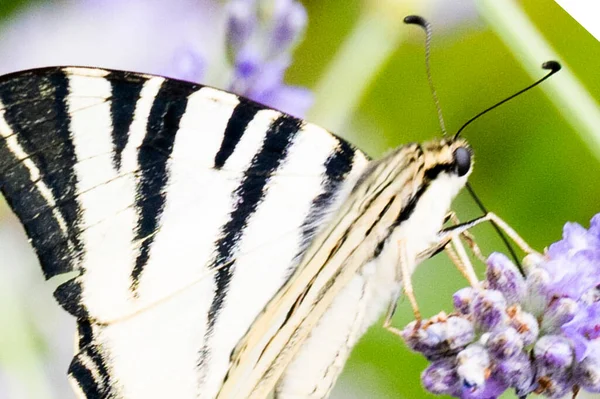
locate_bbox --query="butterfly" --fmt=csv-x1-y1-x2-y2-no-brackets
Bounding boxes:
0,63,478,399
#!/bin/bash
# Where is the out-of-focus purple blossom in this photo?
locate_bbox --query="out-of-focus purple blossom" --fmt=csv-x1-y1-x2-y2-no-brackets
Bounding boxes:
223,0,312,116
403,212,600,399
459,374,508,399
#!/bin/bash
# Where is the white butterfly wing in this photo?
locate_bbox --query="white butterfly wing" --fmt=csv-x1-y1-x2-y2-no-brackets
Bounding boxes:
0,67,369,399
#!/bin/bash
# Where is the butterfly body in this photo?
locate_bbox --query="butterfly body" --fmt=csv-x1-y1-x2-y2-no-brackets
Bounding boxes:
0,67,471,399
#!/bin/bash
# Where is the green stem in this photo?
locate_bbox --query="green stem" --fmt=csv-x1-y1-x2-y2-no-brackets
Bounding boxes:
477,0,600,162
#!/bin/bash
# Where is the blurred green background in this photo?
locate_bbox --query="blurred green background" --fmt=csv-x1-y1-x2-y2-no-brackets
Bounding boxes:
0,0,599,398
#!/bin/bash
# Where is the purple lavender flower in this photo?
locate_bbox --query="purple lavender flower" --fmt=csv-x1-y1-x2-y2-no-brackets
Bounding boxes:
403,212,600,399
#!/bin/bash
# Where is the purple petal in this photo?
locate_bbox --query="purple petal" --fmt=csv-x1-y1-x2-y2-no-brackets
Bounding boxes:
562,302,600,360
547,221,600,260
459,375,508,399
166,48,206,82
0,0,221,76
589,213,600,238
544,251,600,299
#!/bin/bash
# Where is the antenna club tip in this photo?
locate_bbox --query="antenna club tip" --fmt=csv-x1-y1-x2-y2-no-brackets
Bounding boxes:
404,15,429,28
542,60,561,73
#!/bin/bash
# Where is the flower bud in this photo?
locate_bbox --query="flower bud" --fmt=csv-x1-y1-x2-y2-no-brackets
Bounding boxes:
486,252,525,304
486,327,523,361
575,345,600,392
523,266,551,317
453,287,475,315
421,358,460,395
495,351,536,396
456,344,490,393
403,314,475,359
541,297,578,333
473,290,508,331
508,306,539,346
534,335,574,376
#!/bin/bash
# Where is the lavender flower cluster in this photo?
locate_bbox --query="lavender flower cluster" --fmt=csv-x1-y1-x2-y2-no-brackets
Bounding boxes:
403,214,600,398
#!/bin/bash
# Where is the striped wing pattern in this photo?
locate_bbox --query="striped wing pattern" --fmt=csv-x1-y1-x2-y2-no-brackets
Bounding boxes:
0,67,369,398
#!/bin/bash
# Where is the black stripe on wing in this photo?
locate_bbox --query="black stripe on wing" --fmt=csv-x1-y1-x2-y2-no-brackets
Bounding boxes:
70,320,114,398
129,78,197,291
197,114,302,375
0,68,83,278
293,139,356,271
108,71,145,170
214,99,261,169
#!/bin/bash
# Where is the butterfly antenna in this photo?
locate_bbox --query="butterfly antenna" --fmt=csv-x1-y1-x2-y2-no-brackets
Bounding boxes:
404,15,447,136
466,182,525,274
454,61,561,139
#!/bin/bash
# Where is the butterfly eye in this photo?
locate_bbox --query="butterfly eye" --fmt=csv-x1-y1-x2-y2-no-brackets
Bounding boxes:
453,147,471,177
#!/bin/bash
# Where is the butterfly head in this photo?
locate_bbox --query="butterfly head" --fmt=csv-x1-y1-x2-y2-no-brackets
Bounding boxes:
421,137,473,185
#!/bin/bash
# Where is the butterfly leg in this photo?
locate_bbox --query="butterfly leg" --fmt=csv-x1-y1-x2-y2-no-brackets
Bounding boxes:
383,240,421,337
445,235,481,288
442,212,485,288
444,211,486,263
480,212,538,255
